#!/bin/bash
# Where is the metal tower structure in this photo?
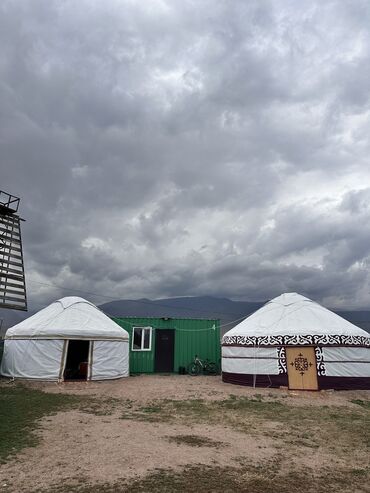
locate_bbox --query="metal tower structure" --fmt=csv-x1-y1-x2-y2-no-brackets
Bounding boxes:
0,190,27,311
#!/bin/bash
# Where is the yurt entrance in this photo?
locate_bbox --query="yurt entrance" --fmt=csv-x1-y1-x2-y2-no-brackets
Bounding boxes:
286,347,318,390
64,340,90,381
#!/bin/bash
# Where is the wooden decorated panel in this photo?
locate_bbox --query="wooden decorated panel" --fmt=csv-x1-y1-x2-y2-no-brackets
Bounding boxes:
286,346,318,390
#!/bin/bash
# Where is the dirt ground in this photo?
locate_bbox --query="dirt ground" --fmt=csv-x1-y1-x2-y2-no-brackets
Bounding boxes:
31,373,370,406
1,375,369,492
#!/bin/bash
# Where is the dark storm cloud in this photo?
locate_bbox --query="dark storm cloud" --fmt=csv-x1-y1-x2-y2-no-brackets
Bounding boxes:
1,0,370,310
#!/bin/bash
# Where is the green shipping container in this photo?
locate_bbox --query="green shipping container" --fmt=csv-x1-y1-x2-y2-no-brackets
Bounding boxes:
112,317,221,374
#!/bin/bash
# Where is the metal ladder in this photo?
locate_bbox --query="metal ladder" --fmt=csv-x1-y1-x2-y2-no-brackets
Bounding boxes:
0,212,27,311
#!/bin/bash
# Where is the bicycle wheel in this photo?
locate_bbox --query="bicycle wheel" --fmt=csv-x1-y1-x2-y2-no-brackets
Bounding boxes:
204,362,218,375
188,362,201,376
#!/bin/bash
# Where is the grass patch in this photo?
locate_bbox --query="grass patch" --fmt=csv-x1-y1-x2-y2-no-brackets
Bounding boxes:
119,395,370,456
77,396,125,416
38,463,370,493
166,434,225,448
351,399,370,409
1,384,369,492
0,384,125,463
0,384,84,463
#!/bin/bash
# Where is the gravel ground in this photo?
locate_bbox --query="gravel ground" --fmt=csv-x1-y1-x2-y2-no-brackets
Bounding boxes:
0,375,369,492
30,373,370,407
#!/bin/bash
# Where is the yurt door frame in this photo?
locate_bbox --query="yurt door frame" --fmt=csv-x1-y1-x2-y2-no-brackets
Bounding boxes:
59,340,92,381
286,346,318,390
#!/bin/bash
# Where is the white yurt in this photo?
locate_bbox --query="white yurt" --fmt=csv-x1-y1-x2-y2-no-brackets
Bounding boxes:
1,296,129,381
222,293,370,390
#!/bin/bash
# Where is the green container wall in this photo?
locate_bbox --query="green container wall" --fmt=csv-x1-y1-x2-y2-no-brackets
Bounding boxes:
112,317,221,374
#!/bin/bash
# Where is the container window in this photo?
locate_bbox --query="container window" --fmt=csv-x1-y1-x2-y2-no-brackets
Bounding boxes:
132,327,152,351
143,329,151,349
133,328,142,350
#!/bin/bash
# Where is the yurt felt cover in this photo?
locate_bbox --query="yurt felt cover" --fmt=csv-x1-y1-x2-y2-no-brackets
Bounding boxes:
222,293,370,389
222,293,370,347
4,296,129,340
1,297,129,380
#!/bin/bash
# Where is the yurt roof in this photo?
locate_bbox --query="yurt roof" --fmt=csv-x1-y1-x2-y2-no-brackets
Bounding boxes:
223,293,369,341
5,296,129,341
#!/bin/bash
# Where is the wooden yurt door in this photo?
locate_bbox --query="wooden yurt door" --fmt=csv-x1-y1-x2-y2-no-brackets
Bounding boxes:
286,347,318,390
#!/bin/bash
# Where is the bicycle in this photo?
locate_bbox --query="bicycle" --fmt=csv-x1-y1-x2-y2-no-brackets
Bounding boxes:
187,355,218,376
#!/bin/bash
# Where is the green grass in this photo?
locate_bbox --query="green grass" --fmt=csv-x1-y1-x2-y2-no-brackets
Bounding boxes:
2,384,368,468
0,384,126,463
77,396,125,416
165,434,225,448
1,384,369,493
351,399,370,409
36,463,370,493
119,395,370,455
0,384,85,463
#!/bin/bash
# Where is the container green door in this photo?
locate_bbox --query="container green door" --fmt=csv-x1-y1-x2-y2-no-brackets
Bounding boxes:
154,329,175,372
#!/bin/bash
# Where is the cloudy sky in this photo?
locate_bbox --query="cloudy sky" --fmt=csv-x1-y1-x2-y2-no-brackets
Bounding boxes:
2,0,370,310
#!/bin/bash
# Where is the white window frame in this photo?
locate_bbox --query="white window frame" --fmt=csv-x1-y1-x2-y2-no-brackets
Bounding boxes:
132,326,152,351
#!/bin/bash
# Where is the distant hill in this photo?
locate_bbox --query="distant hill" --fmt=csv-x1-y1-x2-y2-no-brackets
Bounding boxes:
100,296,264,321
0,308,30,337
99,296,370,336
335,311,370,334
1,296,370,337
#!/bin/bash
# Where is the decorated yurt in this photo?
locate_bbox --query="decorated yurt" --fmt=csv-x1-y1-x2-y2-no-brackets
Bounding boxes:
1,297,129,381
222,293,370,390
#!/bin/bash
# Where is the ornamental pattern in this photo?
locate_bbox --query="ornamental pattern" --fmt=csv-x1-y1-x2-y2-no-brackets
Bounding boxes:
315,346,326,376
277,347,287,374
222,334,370,348
292,353,313,375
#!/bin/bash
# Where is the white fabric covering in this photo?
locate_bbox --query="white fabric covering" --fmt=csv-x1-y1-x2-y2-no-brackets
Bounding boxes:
322,347,370,362
324,362,370,378
0,297,129,380
5,296,128,340
223,293,369,339
323,347,370,377
222,355,279,375
1,339,64,380
222,347,279,374
222,346,278,359
91,341,129,380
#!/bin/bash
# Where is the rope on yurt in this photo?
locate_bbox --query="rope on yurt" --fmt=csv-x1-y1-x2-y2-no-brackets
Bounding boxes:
253,341,257,388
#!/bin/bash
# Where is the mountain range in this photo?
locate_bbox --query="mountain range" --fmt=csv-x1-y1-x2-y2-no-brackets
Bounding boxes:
99,296,370,336
1,296,370,337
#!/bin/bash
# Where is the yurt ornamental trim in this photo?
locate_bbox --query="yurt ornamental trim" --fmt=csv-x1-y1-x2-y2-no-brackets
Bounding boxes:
222,334,370,347
315,347,325,376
